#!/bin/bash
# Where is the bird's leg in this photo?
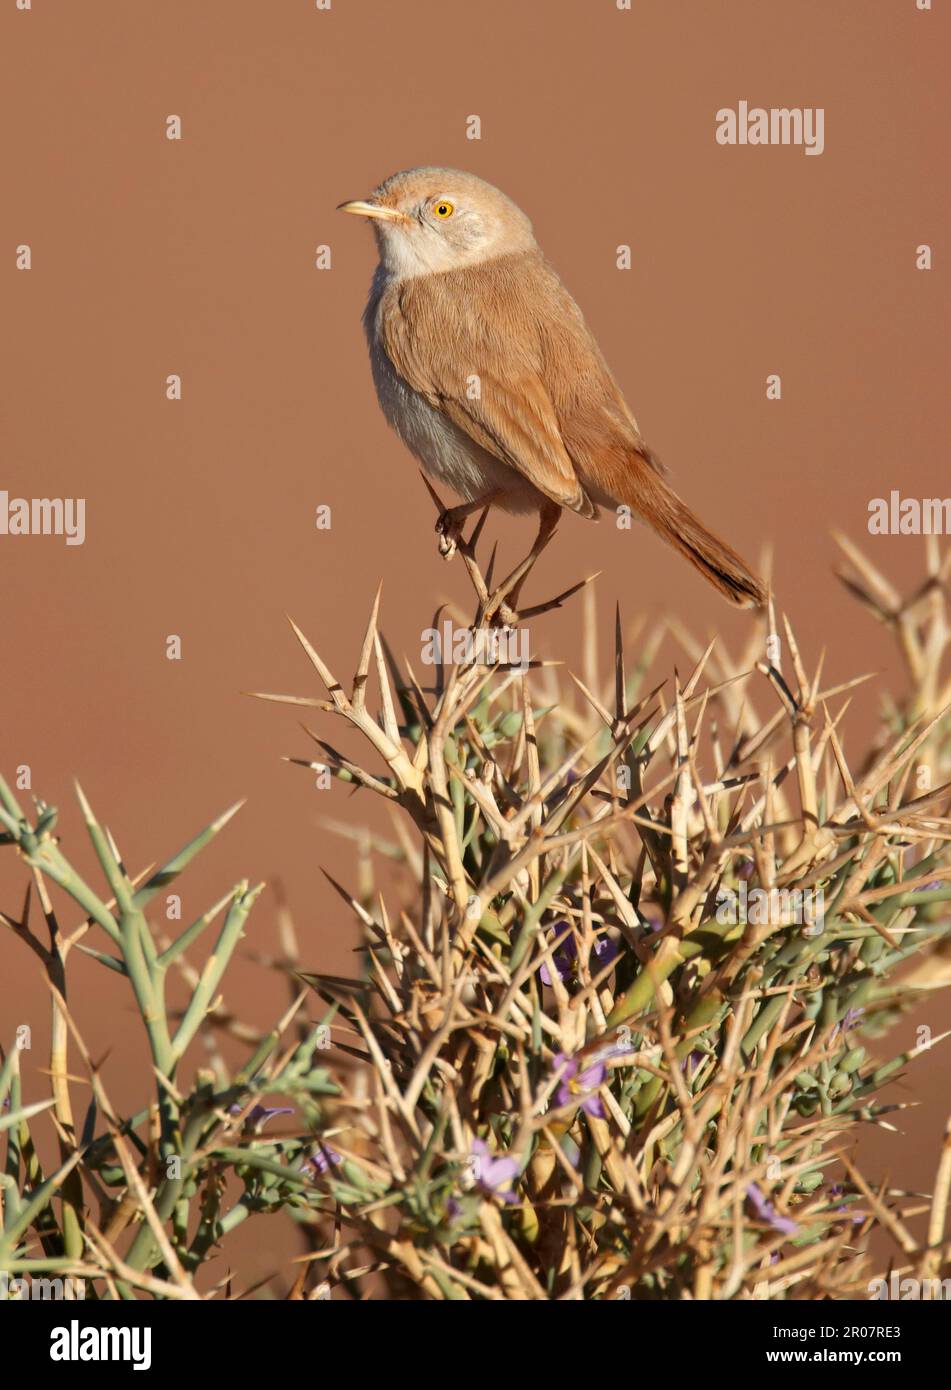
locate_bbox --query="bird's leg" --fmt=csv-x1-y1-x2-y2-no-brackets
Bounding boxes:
434,491,502,558
483,501,561,623
417,473,583,630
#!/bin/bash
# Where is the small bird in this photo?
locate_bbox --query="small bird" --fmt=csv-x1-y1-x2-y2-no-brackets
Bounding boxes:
338,167,765,609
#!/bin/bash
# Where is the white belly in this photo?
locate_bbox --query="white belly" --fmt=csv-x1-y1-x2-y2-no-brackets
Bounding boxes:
367,336,544,515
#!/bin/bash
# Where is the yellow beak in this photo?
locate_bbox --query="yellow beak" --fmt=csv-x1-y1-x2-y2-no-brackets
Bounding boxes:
336,199,410,225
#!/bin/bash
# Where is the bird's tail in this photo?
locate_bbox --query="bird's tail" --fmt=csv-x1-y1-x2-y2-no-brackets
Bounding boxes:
610,454,766,609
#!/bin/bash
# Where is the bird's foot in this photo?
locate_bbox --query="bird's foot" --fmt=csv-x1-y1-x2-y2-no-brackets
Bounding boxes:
435,508,467,560
417,472,592,634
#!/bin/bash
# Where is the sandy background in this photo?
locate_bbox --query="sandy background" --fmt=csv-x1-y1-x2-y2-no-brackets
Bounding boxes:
2,0,949,1290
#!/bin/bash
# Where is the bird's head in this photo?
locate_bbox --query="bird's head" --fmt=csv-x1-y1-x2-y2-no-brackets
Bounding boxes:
337,167,537,279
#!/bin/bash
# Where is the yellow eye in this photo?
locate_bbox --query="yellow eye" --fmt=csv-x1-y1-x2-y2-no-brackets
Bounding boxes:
432,200,455,219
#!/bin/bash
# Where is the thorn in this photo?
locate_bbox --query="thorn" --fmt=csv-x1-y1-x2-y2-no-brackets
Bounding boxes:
419,471,447,515
74,780,96,825
210,799,247,833
469,506,491,550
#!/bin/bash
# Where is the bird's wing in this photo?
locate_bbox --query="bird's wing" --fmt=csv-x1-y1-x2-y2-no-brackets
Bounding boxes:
378,251,764,607
377,257,597,517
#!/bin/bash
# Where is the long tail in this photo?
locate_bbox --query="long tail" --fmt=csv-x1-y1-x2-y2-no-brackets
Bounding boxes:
609,454,766,609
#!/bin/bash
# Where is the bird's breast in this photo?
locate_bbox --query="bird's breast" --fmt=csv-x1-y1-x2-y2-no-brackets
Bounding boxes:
366,337,496,500
360,267,545,514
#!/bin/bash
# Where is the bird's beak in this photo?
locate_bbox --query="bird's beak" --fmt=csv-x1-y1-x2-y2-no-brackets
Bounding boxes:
336,199,410,225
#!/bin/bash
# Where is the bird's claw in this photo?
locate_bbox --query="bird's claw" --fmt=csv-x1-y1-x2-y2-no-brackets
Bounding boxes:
435,512,464,560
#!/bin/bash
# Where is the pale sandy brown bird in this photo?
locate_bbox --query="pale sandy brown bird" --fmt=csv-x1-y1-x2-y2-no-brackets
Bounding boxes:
338,167,765,609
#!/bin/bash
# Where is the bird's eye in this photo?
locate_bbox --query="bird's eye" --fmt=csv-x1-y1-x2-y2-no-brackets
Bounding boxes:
432,200,455,219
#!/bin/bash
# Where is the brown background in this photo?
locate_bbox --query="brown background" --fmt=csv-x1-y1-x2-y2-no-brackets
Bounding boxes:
2,0,949,1290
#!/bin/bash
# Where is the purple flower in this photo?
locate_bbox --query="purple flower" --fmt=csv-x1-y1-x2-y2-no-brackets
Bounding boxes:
682,1050,707,1076
303,1143,342,1177
469,1138,520,1204
539,925,618,986
230,1102,294,1131
831,1006,864,1041
746,1183,799,1237
553,1052,607,1118
829,1183,866,1224
593,1035,636,1064
737,859,755,881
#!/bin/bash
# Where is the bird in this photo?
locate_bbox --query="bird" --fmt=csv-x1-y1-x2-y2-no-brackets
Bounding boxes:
338,167,766,610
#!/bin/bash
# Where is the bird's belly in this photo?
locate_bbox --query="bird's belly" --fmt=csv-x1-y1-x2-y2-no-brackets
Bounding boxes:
368,344,542,513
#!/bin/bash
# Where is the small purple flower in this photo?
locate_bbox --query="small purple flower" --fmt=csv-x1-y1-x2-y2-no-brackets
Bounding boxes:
916,880,944,893
230,1102,294,1131
469,1138,520,1204
594,1035,636,1064
303,1143,342,1177
746,1183,799,1237
539,926,618,986
831,1006,864,1041
682,1050,707,1076
538,923,573,985
553,1052,607,1118
737,859,755,881
829,1183,866,1224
